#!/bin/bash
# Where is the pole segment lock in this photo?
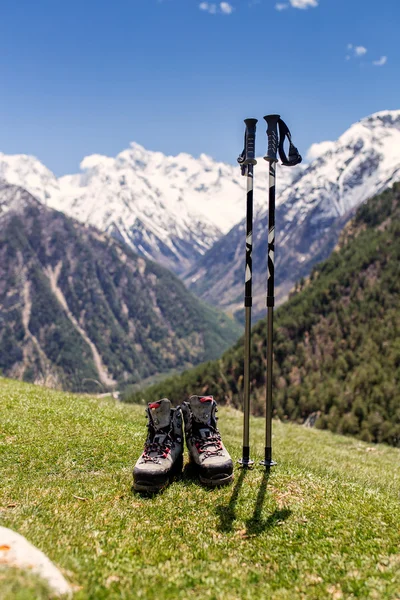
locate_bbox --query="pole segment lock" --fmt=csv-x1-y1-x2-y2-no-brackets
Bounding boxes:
260,114,302,470
237,118,258,469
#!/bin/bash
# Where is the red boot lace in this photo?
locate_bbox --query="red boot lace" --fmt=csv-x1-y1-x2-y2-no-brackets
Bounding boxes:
194,427,223,458
142,432,173,463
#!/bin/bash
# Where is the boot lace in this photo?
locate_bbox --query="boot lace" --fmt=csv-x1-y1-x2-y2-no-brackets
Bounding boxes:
142,428,174,463
193,426,223,458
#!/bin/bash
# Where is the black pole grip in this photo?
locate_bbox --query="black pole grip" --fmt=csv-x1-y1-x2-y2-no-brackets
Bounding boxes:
243,118,258,165
263,114,280,163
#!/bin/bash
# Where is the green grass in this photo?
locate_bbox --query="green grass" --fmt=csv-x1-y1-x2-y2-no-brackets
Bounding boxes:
0,568,53,600
1,377,400,599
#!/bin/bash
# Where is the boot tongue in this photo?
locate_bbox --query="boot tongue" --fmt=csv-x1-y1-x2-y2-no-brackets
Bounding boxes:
189,395,214,425
148,398,171,430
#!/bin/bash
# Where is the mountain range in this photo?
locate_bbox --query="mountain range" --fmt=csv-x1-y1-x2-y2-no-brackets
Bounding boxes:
185,110,400,319
0,183,240,392
0,133,300,275
1,110,400,323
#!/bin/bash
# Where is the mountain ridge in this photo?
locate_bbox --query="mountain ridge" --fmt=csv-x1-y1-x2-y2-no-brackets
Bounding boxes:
185,110,400,319
0,135,300,273
1,110,399,294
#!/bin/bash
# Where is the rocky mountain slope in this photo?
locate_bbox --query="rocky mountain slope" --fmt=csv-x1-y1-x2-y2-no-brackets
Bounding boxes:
1,110,399,312
130,183,400,447
185,110,400,320
0,183,240,392
0,143,300,274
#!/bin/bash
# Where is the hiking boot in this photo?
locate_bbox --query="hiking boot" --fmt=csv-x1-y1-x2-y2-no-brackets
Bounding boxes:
133,398,183,493
181,395,233,487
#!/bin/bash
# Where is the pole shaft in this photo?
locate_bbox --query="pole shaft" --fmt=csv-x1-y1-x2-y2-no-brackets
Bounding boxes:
242,165,253,462
238,118,257,468
265,309,274,454
244,166,253,305
264,161,276,465
243,306,251,450
267,162,276,304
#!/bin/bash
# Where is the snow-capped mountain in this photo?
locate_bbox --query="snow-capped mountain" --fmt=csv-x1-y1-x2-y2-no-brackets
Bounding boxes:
0,153,60,203
281,110,400,227
0,144,300,274
1,110,399,294
185,110,400,318
0,180,40,217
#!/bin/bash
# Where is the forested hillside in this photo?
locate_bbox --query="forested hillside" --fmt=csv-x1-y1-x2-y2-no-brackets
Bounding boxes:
0,183,241,392
130,184,400,446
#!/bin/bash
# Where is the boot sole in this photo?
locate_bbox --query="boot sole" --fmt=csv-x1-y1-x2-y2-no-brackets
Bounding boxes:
133,480,169,493
187,458,234,488
199,472,234,488
133,455,183,494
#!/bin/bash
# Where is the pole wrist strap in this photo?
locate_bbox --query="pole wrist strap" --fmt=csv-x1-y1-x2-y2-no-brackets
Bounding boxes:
277,119,302,167
237,149,247,176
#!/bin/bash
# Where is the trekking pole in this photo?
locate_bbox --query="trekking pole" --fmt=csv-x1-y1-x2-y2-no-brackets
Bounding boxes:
260,115,302,469
237,118,257,469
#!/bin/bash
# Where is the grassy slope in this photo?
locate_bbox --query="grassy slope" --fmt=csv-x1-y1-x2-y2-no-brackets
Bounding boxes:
2,378,400,600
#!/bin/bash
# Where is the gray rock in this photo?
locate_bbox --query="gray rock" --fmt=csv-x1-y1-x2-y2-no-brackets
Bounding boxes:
0,527,72,598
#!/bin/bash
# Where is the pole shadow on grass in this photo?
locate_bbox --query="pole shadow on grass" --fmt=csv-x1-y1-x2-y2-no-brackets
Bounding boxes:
246,471,291,535
215,468,248,532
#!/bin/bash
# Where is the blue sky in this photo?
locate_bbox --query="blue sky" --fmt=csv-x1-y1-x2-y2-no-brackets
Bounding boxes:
0,0,398,175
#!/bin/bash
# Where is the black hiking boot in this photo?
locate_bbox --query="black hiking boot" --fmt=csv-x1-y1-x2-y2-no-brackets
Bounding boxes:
133,398,183,493
181,395,233,487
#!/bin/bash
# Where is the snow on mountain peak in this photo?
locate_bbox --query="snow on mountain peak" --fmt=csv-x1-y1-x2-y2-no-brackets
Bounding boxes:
0,153,59,203
268,109,400,227
306,141,336,161
1,109,399,275
53,142,284,273
0,182,41,218
185,109,400,316
361,109,400,128
80,154,116,171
